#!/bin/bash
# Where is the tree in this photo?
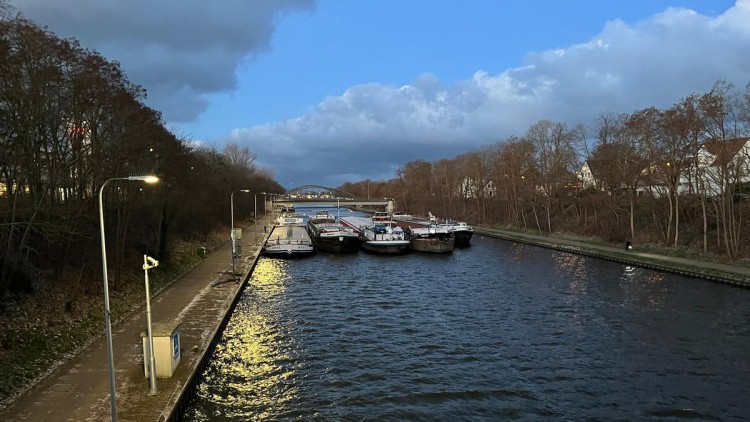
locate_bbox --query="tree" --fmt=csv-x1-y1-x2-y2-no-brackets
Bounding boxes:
396,159,432,214
699,81,743,257
488,137,534,228
431,159,459,217
525,120,580,234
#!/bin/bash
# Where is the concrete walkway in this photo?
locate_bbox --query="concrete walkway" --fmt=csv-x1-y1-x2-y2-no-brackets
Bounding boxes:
475,226,750,288
1,218,271,422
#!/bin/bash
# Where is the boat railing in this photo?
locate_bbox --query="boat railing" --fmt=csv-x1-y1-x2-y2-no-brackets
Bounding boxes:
269,238,312,246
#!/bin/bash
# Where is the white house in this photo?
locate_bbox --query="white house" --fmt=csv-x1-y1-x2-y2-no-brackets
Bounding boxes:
457,177,496,198
580,138,750,198
678,137,750,196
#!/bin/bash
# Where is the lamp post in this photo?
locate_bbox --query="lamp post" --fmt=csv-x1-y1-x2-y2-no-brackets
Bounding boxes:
142,255,159,395
254,192,266,244
231,189,251,275
99,175,159,422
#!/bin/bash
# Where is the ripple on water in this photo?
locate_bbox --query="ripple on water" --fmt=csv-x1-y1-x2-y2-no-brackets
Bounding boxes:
184,232,750,421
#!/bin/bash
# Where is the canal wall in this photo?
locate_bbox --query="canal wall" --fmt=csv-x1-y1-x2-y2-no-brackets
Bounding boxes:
475,226,750,289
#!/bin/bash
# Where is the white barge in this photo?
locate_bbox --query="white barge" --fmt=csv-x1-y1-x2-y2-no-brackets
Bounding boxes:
262,213,315,258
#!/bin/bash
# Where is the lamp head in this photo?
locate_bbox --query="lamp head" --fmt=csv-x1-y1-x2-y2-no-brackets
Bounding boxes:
129,175,159,184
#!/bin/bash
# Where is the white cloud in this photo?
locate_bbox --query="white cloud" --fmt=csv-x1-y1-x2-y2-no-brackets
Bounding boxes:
233,1,750,186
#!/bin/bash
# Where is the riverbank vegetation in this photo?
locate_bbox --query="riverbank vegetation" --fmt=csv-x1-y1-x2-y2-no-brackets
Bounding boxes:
0,14,283,405
340,81,750,261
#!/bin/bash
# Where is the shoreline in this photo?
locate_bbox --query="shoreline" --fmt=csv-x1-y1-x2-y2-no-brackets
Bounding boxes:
475,226,750,289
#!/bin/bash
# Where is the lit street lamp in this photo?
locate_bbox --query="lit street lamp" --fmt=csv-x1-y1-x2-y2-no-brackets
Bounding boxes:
99,175,159,422
254,192,266,244
231,189,251,275
142,255,159,395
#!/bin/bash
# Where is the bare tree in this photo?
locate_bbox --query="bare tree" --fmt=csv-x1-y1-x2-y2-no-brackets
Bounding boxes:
491,137,535,228
396,159,432,214
699,81,743,257
525,120,579,234
431,159,459,217
223,143,257,174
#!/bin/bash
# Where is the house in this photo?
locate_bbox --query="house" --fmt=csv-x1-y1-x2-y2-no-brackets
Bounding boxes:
457,177,496,198
580,138,750,198
578,159,634,193
578,160,614,191
578,161,597,190
679,137,750,196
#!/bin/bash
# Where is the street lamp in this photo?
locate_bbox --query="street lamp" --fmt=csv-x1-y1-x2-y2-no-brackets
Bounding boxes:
254,192,266,244
142,255,159,395
98,175,159,422
231,189,251,275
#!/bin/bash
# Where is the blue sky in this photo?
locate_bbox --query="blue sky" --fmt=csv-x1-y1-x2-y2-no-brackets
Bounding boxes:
190,0,736,133
11,0,749,188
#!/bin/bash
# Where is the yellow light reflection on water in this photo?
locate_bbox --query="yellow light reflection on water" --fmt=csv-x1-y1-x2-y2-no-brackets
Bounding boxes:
252,258,291,297
208,258,300,418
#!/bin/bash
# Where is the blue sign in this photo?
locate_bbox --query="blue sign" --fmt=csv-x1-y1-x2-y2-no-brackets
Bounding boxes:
172,331,179,358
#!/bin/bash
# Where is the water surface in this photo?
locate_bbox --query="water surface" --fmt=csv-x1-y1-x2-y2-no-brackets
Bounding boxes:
185,211,750,420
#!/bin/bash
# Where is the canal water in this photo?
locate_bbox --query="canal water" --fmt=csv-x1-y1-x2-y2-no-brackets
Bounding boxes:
184,208,749,421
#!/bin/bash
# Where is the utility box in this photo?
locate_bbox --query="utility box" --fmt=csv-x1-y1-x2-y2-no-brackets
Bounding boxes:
141,321,181,378
233,228,243,259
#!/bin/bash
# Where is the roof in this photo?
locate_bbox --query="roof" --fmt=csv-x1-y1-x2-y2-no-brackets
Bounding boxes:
702,137,750,167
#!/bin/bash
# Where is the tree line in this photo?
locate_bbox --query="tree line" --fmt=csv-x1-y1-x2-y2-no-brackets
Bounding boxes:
341,81,750,259
0,14,282,300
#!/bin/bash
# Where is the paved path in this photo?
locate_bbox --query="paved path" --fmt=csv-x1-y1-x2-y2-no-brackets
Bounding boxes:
475,226,750,288
1,217,271,422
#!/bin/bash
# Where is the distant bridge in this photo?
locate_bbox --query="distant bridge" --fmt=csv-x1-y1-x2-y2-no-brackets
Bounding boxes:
275,185,393,210
284,185,356,198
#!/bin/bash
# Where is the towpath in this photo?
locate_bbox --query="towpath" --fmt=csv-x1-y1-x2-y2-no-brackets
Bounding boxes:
0,217,270,422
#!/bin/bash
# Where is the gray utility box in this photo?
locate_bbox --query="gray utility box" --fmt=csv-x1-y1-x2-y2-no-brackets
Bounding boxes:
141,321,181,378
233,228,243,259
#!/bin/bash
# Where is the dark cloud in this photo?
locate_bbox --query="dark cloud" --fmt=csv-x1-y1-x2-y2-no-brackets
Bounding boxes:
12,0,316,122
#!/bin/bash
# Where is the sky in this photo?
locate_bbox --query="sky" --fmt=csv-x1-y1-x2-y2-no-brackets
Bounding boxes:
9,0,750,189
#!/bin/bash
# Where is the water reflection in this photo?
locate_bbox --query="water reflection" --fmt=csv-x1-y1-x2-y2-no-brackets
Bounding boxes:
508,242,532,262
616,264,669,311
553,253,590,297
188,259,300,420
252,258,291,297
